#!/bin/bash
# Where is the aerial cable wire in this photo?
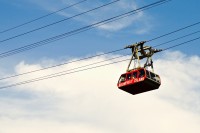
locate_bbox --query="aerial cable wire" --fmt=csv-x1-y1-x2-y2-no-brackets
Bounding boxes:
0,0,121,43
0,48,124,81
3,14,200,81
0,0,171,59
162,36,200,51
1,19,200,81
0,36,199,89
0,1,198,89
1,27,199,81
0,1,168,81
147,21,200,42
0,0,198,83
0,56,131,89
12,54,130,81
0,0,88,34
72,0,171,34
27,54,131,79
153,30,200,48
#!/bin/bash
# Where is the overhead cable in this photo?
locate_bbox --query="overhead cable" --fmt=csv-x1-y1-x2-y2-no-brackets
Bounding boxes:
0,0,121,43
162,36,200,51
147,21,200,42
0,48,124,81
0,57,130,89
0,0,88,34
0,0,171,59
153,30,200,47
4,17,200,81
2,20,200,81
0,36,200,89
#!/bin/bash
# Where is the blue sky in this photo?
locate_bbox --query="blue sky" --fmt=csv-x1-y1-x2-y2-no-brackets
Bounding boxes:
0,0,200,133
0,0,199,62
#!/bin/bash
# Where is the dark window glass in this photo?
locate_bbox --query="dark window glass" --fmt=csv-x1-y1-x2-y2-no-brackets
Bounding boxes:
127,74,131,80
146,70,151,78
132,72,137,78
152,74,160,82
119,75,126,83
150,72,156,81
138,69,145,78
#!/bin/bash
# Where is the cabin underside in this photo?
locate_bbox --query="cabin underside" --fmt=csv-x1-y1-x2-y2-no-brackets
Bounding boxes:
118,78,160,95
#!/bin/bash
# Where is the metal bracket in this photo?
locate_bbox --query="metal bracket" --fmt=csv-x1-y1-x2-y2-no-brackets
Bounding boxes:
125,41,162,72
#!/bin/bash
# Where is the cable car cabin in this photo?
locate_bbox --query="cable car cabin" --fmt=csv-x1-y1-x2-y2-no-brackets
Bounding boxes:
117,68,161,95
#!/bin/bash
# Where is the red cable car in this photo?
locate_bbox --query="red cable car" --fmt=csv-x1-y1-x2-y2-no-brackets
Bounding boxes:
117,67,161,95
117,41,162,95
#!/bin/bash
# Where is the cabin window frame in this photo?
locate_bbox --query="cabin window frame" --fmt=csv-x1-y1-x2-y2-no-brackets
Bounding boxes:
132,71,138,79
119,74,126,83
127,73,132,80
138,69,145,78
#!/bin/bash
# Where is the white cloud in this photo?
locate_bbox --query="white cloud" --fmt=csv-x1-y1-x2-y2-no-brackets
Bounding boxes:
0,119,116,133
27,0,153,33
0,51,200,133
155,51,200,112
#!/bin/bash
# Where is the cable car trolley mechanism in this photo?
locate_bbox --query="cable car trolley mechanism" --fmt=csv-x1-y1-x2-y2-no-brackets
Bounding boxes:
117,41,162,95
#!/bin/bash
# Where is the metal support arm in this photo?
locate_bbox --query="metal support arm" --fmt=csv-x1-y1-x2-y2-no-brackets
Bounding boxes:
124,41,162,72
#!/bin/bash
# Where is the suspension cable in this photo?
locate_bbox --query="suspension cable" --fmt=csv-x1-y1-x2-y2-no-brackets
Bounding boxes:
0,36,199,89
0,0,121,43
0,0,88,34
0,48,124,81
0,57,131,89
147,21,200,42
162,36,200,51
153,30,200,48
1,19,200,81
0,0,171,59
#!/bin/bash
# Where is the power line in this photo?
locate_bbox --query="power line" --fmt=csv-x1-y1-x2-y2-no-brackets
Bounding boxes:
1,17,200,82
153,30,200,47
2,27,198,82
0,0,121,43
162,36,200,51
0,48,124,81
29,54,130,79
0,0,88,34
147,21,200,42
13,54,130,80
0,1,198,89
0,57,131,89
0,0,170,59
0,36,199,89
77,0,171,33
4,10,200,81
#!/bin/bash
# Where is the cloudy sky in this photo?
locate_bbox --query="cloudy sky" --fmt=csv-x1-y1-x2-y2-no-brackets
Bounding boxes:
0,0,200,133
